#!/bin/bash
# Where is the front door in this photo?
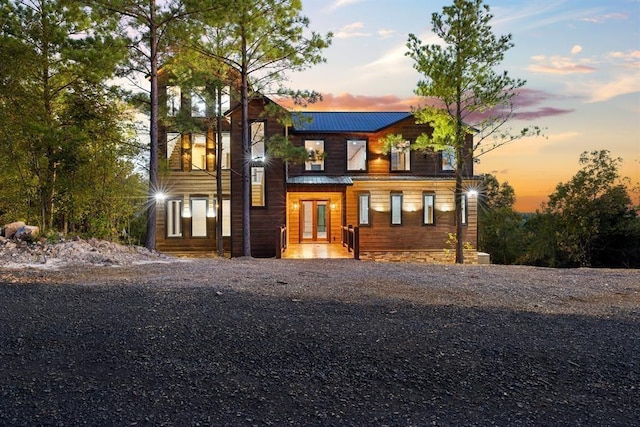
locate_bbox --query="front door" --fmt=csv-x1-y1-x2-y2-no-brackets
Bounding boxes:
301,200,329,242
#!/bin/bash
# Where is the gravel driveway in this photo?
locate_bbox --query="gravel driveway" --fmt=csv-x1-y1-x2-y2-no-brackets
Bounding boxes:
1,257,639,426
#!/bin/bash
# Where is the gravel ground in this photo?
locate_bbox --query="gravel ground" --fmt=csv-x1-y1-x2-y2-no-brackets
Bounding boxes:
0,241,639,426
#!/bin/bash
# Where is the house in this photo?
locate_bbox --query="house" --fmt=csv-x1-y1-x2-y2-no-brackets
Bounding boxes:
156,85,480,262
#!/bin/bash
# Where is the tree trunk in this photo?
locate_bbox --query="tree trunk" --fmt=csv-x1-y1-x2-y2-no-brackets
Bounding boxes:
241,30,251,257
216,85,224,257
145,0,158,251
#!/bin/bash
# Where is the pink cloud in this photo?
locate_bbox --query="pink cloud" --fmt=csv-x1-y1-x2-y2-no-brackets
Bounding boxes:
277,88,572,120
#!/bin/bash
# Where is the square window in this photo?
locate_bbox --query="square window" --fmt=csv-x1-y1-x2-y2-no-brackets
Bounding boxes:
347,140,367,171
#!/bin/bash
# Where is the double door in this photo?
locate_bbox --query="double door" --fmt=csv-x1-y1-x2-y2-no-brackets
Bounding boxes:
301,200,329,242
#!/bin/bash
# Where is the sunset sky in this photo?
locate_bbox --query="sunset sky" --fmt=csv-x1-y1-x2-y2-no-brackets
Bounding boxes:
283,0,640,212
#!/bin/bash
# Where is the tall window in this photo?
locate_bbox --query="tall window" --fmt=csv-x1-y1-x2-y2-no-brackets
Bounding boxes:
218,132,231,169
251,166,265,207
191,134,207,170
214,85,231,115
166,199,182,237
191,198,207,237
191,87,207,117
347,140,367,171
358,193,370,226
222,199,231,237
461,194,468,225
391,140,411,171
305,140,325,171
166,133,180,159
442,147,456,171
423,193,435,225
391,193,403,225
167,86,180,116
251,121,265,161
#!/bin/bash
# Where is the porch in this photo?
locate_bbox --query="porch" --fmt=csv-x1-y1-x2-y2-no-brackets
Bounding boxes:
282,243,353,259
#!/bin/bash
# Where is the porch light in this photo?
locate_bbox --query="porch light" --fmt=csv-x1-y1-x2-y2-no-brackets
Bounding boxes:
292,202,299,210
467,189,478,197
155,192,166,201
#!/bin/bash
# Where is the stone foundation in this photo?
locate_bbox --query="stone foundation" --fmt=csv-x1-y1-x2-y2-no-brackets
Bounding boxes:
360,249,480,264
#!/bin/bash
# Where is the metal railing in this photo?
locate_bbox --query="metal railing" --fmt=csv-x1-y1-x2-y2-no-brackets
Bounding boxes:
341,225,360,260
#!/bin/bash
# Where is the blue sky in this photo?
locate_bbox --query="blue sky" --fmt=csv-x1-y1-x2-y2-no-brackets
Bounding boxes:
284,0,640,211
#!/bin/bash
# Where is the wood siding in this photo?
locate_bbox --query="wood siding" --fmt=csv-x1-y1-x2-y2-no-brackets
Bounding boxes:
229,98,287,258
346,179,478,251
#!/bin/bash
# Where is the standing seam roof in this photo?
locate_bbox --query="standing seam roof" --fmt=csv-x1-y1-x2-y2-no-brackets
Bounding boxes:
291,112,412,133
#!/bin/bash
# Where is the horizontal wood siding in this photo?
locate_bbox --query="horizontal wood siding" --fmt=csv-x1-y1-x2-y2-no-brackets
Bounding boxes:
230,98,287,257
346,179,477,251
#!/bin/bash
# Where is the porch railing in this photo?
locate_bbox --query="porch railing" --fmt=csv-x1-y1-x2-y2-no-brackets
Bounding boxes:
341,225,360,260
275,225,287,259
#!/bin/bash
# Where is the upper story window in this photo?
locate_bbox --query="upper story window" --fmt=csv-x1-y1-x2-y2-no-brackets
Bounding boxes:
391,140,411,171
218,132,231,169
191,134,207,171
215,85,231,114
191,87,207,117
305,140,325,171
347,139,367,171
167,133,180,159
251,121,265,161
442,146,456,171
167,86,181,117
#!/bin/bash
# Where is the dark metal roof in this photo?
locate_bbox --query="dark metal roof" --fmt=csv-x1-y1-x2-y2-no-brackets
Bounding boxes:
291,112,412,133
287,176,354,185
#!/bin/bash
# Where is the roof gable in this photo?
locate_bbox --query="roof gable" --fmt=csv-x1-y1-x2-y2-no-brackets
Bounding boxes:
291,112,412,133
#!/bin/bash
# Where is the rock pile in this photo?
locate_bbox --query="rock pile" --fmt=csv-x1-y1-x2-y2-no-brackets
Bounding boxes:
0,228,171,269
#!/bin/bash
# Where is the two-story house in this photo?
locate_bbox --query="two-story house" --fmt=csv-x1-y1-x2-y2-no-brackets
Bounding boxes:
157,90,480,262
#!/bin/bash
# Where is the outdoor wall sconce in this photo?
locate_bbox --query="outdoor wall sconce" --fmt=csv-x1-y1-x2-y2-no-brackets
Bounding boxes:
292,202,299,211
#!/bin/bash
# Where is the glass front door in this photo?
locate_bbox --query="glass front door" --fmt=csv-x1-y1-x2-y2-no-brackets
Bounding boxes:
301,200,329,242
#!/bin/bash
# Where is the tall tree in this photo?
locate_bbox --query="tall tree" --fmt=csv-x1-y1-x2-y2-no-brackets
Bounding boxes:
90,0,200,250
406,0,540,263
0,0,133,233
187,0,331,257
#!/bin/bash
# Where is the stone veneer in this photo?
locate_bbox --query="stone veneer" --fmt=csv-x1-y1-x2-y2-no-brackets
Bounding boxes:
359,249,479,264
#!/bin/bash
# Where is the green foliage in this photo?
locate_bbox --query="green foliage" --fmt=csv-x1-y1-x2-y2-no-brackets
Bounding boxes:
406,0,538,263
477,174,525,264
0,0,143,240
267,135,308,166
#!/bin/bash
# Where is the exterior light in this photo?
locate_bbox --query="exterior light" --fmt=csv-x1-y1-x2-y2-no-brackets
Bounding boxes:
155,192,166,201
467,189,478,197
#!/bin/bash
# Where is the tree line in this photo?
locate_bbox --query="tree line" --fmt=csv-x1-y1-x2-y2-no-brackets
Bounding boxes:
479,150,640,268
